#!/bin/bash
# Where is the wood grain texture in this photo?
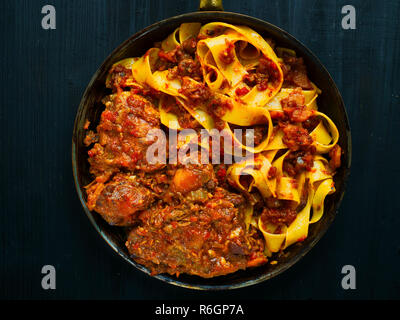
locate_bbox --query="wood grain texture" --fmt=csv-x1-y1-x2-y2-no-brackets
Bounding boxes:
0,0,399,299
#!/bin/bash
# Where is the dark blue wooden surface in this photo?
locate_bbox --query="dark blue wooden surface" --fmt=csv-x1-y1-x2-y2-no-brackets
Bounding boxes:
1,0,399,299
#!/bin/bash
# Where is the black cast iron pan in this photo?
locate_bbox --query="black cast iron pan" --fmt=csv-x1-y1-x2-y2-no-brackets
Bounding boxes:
72,0,351,290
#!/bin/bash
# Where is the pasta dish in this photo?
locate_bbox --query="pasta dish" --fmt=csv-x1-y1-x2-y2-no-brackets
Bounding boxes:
83,22,342,278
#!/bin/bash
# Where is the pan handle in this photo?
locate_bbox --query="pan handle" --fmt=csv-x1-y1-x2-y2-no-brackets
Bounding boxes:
199,0,224,11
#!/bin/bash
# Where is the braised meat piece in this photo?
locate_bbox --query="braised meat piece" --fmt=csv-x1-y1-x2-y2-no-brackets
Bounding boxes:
281,123,313,151
260,206,297,227
281,54,313,90
86,92,165,180
283,150,315,177
157,42,203,81
280,87,314,123
243,56,281,91
86,174,154,226
106,65,133,90
126,188,262,277
178,76,211,105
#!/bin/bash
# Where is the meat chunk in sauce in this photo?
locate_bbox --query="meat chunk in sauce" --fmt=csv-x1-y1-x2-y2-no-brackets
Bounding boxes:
106,65,133,90
260,206,297,228
87,174,154,226
157,40,203,81
126,188,263,277
243,57,281,91
86,92,164,179
261,198,299,229
283,150,314,177
281,87,314,123
178,76,211,105
281,123,314,151
281,54,313,90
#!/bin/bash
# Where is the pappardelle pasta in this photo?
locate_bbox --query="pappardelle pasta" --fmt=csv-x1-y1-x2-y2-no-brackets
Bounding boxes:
84,22,342,278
